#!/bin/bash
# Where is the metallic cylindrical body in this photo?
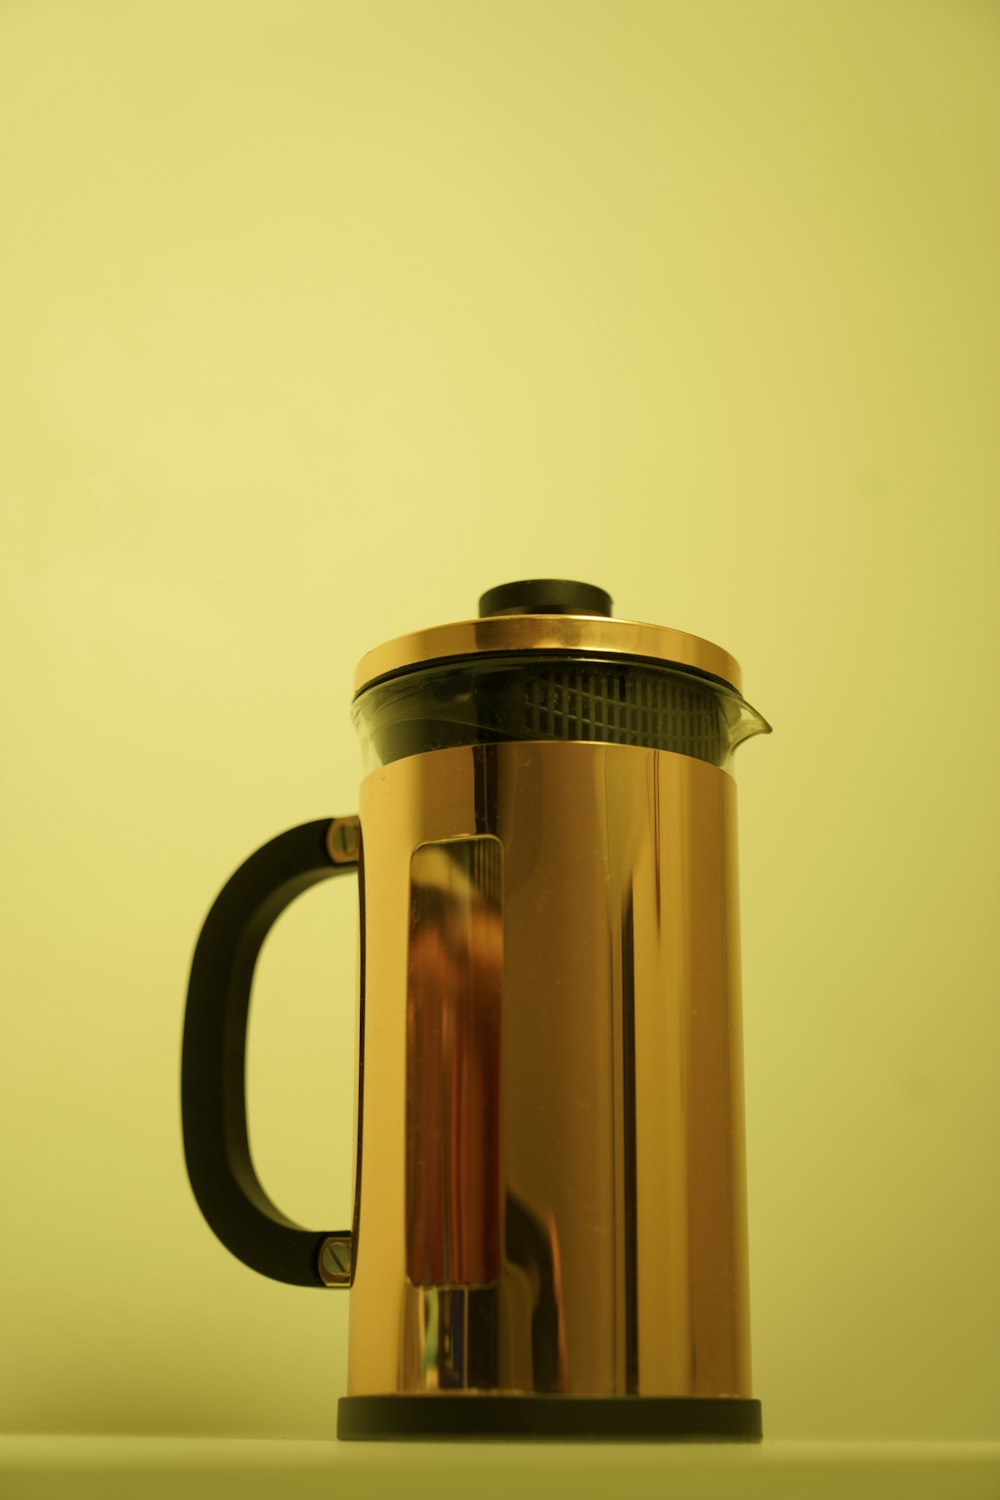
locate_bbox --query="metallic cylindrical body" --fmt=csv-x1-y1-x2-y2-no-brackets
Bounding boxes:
348,738,751,1399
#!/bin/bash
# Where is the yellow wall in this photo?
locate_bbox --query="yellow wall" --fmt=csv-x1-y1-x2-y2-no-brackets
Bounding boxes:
1,0,997,1441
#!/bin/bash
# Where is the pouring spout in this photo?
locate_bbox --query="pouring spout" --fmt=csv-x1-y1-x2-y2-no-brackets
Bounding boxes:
722,693,772,757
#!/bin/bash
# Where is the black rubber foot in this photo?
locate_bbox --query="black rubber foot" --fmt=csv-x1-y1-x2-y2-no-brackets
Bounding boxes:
337,1394,762,1442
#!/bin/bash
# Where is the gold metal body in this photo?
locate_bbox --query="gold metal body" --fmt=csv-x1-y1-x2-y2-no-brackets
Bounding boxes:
347,739,751,1399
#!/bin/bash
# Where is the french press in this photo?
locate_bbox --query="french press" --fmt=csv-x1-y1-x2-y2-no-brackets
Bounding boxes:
182,580,770,1439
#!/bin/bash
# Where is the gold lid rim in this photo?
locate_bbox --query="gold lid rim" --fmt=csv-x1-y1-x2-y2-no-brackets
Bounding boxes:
353,615,743,696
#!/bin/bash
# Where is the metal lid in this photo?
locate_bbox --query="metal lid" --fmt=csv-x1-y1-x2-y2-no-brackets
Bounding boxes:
353,579,744,696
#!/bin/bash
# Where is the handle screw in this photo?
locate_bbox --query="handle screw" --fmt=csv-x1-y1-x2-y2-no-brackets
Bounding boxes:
318,1235,352,1285
327,817,360,864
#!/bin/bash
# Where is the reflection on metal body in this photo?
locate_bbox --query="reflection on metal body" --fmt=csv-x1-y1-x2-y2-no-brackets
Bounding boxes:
347,741,751,1400
406,837,503,1291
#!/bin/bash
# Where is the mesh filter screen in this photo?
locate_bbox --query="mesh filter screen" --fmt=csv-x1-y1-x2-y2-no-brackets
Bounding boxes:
354,654,762,773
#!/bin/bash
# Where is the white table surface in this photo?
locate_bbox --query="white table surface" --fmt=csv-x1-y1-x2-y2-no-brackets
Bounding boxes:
2,1436,999,1500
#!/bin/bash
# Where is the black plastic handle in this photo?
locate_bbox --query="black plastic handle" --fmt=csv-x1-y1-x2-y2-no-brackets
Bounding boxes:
181,817,360,1288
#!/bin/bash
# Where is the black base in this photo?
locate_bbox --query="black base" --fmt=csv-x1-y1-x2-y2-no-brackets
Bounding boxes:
337,1394,762,1442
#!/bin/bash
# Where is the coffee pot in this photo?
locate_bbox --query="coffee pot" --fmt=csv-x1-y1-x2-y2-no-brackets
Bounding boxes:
182,580,770,1439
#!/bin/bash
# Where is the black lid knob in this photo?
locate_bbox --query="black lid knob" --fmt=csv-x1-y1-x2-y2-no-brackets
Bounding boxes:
478,579,613,618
